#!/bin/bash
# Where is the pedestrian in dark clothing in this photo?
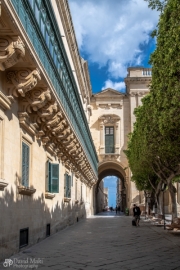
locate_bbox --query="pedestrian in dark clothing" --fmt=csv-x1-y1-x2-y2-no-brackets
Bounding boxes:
133,204,141,226
115,206,118,214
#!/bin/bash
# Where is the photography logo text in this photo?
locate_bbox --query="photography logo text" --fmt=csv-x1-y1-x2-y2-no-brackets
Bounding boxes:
3,258,44,269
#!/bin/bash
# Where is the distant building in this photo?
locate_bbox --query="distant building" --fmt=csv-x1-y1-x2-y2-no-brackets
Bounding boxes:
91,67,151,214
104,187,108,207
116,178,120,207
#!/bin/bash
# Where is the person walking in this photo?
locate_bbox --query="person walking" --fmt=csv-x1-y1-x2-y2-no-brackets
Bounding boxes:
133,204,141,226
115,206,118,214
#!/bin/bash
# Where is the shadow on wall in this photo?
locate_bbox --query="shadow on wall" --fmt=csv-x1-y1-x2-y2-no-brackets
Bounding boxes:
0,184,87,261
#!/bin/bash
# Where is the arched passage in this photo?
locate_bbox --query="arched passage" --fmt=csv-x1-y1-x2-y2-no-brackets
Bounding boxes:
94,161,128,213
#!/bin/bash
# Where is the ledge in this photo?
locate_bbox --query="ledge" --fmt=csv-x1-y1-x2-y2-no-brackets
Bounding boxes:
100,153,120,161
45,192,55,199
18,112,36,136
0,180,8,191
0,91,11,110
18,186,36,196
64,197,71,203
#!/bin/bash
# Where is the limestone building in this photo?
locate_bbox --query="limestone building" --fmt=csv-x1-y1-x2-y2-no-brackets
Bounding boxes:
0,0,98,260
2,0,180,262
91,67,151,213
104,187,108,208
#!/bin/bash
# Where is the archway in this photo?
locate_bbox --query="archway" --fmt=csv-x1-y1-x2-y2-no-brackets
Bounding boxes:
94,161,128,214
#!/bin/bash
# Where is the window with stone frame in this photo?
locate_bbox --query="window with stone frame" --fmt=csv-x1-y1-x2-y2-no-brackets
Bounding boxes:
64,173,71,198
47,161,59,193
22,142,30,187
105,126,115,153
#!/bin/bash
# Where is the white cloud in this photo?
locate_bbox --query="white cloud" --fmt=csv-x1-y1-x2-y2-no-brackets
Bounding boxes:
102,80,125,92
69,0,159,81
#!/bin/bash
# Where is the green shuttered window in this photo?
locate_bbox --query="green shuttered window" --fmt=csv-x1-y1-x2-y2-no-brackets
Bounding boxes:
105,127,115,153
48,161,59,193
22,142,30,187
64,173,71,198
71,172,73,187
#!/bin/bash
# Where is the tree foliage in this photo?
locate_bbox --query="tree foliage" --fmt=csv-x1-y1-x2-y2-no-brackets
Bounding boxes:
126,0,180,216
144,0,167,12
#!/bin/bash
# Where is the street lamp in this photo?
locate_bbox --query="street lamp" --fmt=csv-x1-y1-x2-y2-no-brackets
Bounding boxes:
161,183,167,230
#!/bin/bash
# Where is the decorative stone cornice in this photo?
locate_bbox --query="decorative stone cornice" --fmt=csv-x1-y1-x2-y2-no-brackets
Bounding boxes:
124,77,151,84
96,101,123,109
99,114,120,124
55,0,92,101
0,4,98,186
100,154,120,162
18,112,37,136
129,91,149,97
23,88,51,113
37,101,58,120
0,91,11,110
7,68,41,98
0,36,25,71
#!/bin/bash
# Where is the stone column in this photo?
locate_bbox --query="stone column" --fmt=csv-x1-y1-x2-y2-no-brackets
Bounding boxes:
130,93,137,132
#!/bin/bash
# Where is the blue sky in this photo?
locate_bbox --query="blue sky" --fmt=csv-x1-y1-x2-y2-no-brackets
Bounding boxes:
68,0,159,206
69,0,159,93
104,176,117,208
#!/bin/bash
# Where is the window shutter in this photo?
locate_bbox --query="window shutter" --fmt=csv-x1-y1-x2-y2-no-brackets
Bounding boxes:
68,175,71,198
71,172,73,187
48,161,52,192
64,173,68,197
51,164,59,193
105,127,114,153
64,174,66,197
22,142,29,187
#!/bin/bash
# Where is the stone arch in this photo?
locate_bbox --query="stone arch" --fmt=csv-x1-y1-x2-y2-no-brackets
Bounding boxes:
94,160,128,213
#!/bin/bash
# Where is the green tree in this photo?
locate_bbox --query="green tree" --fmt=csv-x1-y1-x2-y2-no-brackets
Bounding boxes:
144,0,167,12
126,0,180,218
149,0,180,217
125,94,163,206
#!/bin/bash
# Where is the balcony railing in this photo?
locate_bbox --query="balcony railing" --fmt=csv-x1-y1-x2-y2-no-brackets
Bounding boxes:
11,0,98,175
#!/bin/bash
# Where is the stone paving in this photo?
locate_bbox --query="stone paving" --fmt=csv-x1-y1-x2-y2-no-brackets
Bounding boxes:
1,212,180,270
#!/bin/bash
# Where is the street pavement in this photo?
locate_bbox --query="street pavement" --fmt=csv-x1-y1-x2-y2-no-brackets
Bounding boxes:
1,212,180,270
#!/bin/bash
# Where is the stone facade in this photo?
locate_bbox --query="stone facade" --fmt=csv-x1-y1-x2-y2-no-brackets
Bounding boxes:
0,0,98,261
1,0,180,262
90,67,151,213
104,187,108,207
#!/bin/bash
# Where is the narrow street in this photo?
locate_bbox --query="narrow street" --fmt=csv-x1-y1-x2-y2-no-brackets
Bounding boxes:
1,213,180,270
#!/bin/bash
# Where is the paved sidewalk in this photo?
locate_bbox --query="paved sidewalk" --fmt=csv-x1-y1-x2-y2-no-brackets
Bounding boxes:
1,213,180,270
